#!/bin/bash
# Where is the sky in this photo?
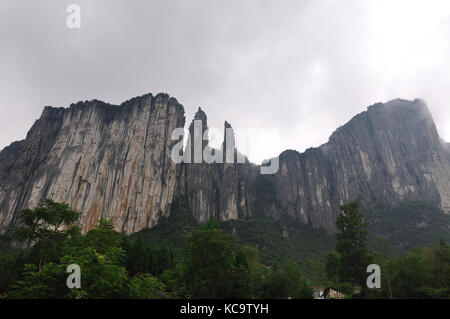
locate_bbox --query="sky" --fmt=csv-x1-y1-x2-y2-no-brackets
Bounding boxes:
1,0,450,164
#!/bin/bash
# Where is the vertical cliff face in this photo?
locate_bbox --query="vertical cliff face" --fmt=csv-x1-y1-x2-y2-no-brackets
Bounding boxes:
176,109,258,223
0,93,185,234
326,99,450,212
0,95,449,235
266,99,450,231
176,107,220,222
0,107,66,232
215,121,257,221
445,142,450,160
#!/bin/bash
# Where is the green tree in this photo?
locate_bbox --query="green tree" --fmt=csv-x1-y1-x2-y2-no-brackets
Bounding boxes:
335,202,372,294
81,219,124,264
393,247,429,298
124,237,174,277
428,240,450,291
325,250,341,286
127,274,166,299
182,220,251,298
4,201,174,299
12,199,80,271
0,249,31,295
8,263,68,298
61,219,129,298
371,237,396,298
7,219,128,299
393,241,450,298
262,261,313,299
240,245,266,298
159,267,184,298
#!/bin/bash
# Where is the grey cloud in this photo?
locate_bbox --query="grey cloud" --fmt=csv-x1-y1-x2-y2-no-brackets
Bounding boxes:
1,0,449,164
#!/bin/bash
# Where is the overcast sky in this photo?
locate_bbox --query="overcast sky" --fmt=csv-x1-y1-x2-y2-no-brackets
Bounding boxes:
1,0,450,164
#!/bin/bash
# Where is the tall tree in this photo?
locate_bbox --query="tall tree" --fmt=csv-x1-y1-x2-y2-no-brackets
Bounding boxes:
335,202,372,294
371,237,395,298
262,261,313,299
12,199,80,271
182,220,251,298
325,250,341,287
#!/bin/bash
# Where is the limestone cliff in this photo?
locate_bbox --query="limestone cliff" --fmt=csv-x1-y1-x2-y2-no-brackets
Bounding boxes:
0,95,449,235
445,142,450,160
0,93,185,234
265,99,450,232
175,109,258,223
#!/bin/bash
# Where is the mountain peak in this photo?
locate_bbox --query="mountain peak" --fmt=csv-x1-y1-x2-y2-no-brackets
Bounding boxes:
1,94,449,236
328,98,436,143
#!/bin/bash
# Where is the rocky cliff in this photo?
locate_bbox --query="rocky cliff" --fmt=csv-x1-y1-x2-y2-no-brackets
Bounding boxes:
175,108,258,223
0,95,449,234
0,93,185,234
445,142,450,159
264,99,450,232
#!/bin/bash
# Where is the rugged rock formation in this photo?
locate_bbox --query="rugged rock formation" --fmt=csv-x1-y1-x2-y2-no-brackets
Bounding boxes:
445,142,450,160
0,93,185,234
265,99,450,231
0,95,449,235
175,109,258,223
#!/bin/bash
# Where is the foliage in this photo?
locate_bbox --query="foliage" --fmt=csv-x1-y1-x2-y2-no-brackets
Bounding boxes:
13,199,80,244
182,220,252,298
127,274,166,299
262,261,313,299
124,237,174,277
129,197,333,284
0,248,30,294
391,240,450,298
12,199,81,271
1,200,316,299
325,250,341,286
326,203,450,299
2,199,449,299
219,216,333,284
367,202,450,253
7,219,129,298
335,203,373,292
59,219,129,298
8,263,68,298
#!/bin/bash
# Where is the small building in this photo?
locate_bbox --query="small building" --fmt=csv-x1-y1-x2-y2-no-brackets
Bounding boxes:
322,287,345,299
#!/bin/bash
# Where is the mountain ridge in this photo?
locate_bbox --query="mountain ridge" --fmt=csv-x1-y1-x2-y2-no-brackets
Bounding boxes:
0,93,449,237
